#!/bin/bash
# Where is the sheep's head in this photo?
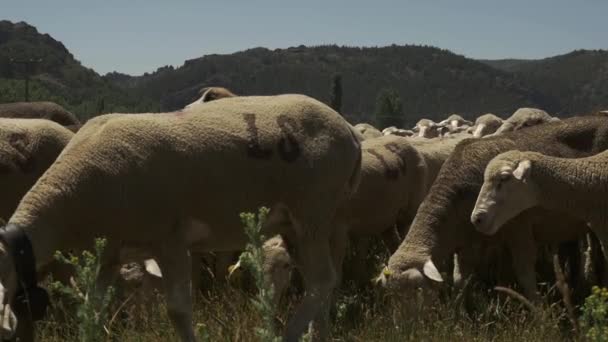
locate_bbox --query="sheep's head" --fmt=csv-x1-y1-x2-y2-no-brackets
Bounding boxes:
227,235,293,302
439,115,473,131
184,86,237,110
472,114,503,138
375,251,443,292
415,120,440,138
471,150,540,235
0,242,18,339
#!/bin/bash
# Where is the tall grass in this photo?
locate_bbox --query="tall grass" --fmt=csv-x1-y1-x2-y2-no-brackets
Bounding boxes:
31,212,589,342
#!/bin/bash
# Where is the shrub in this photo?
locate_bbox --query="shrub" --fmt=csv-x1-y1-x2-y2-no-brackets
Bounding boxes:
50,238,115,342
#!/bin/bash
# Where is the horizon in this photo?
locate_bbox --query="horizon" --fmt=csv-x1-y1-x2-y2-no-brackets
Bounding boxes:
3,0,608,76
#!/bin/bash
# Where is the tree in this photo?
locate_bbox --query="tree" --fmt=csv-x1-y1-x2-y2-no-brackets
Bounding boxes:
330,74,342,114
374,88,404,128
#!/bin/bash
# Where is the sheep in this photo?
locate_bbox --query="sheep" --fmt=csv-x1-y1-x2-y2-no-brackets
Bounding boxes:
240,134,469,301
0,119,162,340
181,86,242,289
438,114,473,132
382,126,414,137
0,94,362,342
393,129,414,137
354,123,383,140
227,235,294,305
492,107,558,135
183,86,238,111
0,118,73,341
468,113,504,138
0,119,74,220
471,149,608,265
413,119,441,138
198,86,237,102
0,102,81,132
377,116,608,299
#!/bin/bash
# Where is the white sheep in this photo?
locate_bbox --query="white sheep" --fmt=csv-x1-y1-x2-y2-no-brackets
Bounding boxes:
471,149,608,264
0,94,362,342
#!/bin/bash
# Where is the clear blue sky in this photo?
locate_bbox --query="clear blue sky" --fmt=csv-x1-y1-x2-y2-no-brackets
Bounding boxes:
3,0,607,76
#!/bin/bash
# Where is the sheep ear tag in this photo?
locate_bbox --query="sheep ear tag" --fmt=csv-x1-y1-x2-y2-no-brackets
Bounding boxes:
513,160,531,181
14,286,50,321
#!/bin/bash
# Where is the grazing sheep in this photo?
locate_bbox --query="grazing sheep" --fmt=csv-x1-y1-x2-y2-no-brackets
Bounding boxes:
438,114,473,132
0,102,81,132
0,94,362,342
377,116,608,298
354,123,383,140
492,108,558,135
471,149,608,262
252,134,469,300
0,119,74,220
413,119,441,138
468,113,504,138
0,119,73,341
227,235,294,305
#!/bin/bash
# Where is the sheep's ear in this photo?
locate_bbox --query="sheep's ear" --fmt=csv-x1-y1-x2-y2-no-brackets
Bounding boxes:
513,160,531,181
423,259,443,282
144,259,162,278
200,88,215,103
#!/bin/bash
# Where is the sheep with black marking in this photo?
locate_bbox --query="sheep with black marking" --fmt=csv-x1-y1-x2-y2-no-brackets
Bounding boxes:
0,94,362,342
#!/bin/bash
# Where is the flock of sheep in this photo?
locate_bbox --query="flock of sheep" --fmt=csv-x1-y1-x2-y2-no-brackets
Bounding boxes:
0,88,606,341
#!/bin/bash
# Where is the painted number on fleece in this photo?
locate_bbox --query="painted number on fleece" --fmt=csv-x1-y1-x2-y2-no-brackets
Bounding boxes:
243,113,301,162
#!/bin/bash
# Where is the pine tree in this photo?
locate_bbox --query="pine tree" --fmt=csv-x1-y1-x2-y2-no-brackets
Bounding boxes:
330,74,343,114
374,88,404,128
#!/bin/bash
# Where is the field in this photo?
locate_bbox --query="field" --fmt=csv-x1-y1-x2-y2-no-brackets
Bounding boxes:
36,280,574,341
32,235,586,342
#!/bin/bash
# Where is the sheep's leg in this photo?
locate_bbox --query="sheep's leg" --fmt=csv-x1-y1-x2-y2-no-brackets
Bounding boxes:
190,253,201,300
330,224,348,288
505,229,539,301
350,237,370,285
589,224,608,277
285,234,336,342
158,241,196,342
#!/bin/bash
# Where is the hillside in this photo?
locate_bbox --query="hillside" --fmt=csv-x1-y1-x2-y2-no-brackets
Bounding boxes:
0,20,158,120
1,20,606,126
108,45,543,126
507,50,608,115
478,59,535,72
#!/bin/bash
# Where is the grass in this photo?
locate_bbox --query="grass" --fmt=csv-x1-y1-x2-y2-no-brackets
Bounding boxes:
30,210,587,341
35,282,574,341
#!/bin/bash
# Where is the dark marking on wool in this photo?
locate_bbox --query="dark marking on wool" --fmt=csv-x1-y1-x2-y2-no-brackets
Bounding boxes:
384,142,408,174
243,113,273,160
366,148,399,180
276,114,301,163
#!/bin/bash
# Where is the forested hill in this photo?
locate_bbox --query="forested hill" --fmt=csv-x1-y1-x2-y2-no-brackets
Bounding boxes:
107,45,542,125
1,20,606,126
0,20,158,120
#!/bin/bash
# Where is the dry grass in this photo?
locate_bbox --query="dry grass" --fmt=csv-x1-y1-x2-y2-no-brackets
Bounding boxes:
35,280,574,342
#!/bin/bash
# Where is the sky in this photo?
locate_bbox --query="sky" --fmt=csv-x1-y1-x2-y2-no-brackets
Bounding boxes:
2,0,607,76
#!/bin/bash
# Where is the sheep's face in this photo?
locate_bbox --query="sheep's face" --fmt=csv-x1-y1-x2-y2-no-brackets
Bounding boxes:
416,121,440,138
262,237,293,302
227,235,293,303
0,244,18,339
471,154,538,235
472,120,503,138
376,254,443,292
